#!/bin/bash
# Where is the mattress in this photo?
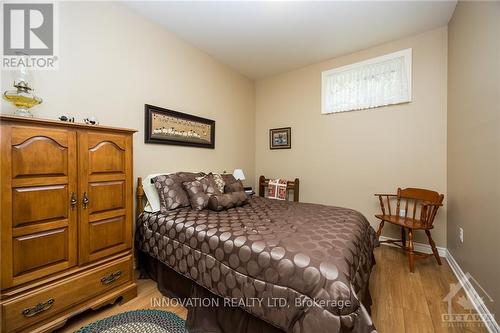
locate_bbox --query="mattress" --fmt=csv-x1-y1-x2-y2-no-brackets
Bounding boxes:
137,196,378,333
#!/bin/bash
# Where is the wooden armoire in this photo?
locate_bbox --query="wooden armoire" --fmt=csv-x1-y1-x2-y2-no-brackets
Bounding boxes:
0,115,137,332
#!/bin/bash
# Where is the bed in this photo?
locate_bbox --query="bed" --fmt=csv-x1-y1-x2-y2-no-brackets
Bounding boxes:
136,176,378,333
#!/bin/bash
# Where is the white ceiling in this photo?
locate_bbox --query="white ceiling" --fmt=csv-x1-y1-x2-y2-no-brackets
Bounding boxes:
125,1,456,79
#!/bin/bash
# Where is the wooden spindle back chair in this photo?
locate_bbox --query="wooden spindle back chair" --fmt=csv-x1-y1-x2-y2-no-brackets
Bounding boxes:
375,187,444,272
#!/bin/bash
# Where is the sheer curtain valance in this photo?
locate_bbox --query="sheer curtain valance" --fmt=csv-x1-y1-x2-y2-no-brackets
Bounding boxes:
321,48,412,114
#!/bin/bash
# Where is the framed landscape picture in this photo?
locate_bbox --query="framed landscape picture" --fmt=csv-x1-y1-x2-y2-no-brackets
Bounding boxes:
145,104,215,149
269,127,291,149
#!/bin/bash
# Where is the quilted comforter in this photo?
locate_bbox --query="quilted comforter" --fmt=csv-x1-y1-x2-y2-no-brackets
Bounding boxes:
137,196,378,333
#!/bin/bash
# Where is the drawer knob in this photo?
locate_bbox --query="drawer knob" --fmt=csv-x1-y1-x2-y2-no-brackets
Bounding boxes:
100,270,122,285
22,298,54,317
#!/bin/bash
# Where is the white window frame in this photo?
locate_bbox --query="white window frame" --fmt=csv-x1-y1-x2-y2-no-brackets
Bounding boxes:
321,48,412,114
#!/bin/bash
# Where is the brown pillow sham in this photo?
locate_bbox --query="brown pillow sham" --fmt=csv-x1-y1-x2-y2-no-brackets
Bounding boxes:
153,172,204,213
207,191,248,212
224,179,244,193
220,173,237,186
183,175,221,210
197,173,226,194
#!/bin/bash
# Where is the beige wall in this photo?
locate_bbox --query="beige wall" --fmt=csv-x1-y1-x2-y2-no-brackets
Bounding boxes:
255,27,448,246
0,2,256,189
448,1,499,318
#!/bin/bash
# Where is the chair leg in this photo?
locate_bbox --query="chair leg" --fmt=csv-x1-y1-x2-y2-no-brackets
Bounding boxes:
376,221,385,239
408,229,415,273
401,227,406,248
425,230,442,265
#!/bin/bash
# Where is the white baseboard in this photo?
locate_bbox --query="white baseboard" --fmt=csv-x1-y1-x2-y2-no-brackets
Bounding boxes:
378,235,447,257
378,236,498,332
445,250,499,333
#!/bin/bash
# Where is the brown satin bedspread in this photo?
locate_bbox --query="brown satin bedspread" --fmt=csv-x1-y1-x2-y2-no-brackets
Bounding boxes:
137,196,378,333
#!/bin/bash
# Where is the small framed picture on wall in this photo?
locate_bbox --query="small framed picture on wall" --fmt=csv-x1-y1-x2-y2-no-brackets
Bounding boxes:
269,127,291,149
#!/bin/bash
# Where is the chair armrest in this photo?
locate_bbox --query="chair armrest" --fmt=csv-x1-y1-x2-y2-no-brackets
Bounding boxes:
375,194,397,216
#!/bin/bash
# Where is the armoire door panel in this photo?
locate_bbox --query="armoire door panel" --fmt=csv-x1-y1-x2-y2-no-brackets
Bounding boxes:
11,126,69,147
12,185,68,227
79,131,132,264
12,228,68,277
88,141,125,174
12,134,69,178
88,209,126,223
1,125,78,289
89,216,126,254
12,219,69,238
87,133,126,150
88,181,125,214
12,176,69,188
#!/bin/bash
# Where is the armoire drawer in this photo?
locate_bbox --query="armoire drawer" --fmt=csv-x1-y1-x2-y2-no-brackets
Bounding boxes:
2,255,132,332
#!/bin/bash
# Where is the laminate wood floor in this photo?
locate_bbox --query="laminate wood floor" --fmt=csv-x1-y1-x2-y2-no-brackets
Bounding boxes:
57,245,489,333
370,245,488,333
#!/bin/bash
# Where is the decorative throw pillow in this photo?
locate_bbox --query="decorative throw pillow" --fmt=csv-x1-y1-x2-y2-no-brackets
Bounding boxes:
153,172,204,213
224,179,244,193
221,173,237,186
267,178,288,201
207,191,248,212
196,173,226,194
183,175,221,210
212,173,226,193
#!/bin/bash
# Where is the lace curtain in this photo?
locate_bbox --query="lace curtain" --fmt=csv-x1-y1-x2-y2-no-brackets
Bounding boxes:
322,49,411,114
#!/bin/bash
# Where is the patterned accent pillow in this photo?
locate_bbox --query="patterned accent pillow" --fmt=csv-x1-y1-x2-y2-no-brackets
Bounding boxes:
212,173,226,194
267,178,288,200
207,191,248,212
196,173,226,194
183,175,221,210
224,179,244,193
153,172,203,213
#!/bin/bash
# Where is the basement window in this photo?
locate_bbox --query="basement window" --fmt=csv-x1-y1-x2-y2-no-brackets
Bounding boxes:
321,48,412,114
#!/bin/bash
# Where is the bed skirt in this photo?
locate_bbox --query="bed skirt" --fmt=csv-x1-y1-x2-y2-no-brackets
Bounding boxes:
138,251,374,333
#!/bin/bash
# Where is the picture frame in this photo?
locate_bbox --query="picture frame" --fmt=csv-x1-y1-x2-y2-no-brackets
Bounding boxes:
144,104,215,149
269,127,291,149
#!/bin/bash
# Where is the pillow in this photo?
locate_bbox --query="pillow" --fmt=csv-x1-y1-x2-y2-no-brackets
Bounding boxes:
221,173,237,186
211,173,226,193
143,173,169,213
224,179,244,193
183,175,221,210
196,172,226,194
153,172,204,213
207,191,248,212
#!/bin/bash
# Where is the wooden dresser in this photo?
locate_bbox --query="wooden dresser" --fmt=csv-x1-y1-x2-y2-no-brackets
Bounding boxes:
0,115,137,332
